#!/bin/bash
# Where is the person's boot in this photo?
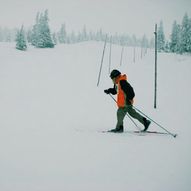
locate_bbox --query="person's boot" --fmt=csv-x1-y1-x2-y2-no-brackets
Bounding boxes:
143,117,151,131
109,125,124,133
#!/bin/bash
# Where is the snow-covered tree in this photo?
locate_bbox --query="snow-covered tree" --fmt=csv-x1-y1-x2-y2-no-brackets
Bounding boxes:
31,12,40,46
16,25,27,51
69,31,76,43
31,10,54,48
157,21,165,52
132,35,138,47
96,29,104,41
164,41,170,52
26,28,33,43
0,27,17,42
187,18,191,52
0,27,3,41
52,32,57,45
179,13,191,53
58,24,67,43
38,10,54,48
140,35,149,57
89,31,95,41
170,21,181,53
82,25,88,41
141,35,149,49
149,38,155,49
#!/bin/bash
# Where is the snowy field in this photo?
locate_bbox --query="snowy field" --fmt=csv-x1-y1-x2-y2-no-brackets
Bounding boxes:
0,42,191,191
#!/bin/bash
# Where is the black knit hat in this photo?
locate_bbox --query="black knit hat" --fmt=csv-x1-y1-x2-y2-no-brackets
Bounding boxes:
110,69,121,79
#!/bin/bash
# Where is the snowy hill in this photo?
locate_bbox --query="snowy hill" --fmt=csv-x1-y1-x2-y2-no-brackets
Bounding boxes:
0,42,191,191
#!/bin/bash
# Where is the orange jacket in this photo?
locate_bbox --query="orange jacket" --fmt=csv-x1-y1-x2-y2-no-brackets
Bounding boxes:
116,74,134,107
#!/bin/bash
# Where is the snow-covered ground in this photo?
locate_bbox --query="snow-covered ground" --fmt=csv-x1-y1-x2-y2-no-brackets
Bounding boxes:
0,42,191,191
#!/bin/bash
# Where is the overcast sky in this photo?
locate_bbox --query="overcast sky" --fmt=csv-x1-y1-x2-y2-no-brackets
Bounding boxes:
0,0,191,38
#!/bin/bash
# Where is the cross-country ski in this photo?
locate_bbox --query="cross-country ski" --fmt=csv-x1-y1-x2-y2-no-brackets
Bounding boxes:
101,130,176,136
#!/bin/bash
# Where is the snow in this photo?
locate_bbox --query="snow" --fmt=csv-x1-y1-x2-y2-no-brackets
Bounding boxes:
0,42,191,191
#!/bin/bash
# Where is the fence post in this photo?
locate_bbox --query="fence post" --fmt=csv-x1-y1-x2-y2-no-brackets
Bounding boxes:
97,35,107,87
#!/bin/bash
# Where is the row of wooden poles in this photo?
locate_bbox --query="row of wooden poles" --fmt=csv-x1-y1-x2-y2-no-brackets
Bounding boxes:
97,35,148,87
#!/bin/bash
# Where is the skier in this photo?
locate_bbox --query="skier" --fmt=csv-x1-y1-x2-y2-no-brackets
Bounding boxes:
104,69,151,133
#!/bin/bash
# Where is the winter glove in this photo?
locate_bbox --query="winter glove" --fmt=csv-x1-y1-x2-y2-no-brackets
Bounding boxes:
104,89,110,94
104,88,117,95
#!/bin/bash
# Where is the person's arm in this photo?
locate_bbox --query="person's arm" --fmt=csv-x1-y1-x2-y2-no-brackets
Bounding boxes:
104,85,117,95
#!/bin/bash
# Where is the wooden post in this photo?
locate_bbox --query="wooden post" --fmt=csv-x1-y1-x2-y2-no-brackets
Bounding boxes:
120,46,124,66
97,35,107,87
109,36,112,74
154,24,157,109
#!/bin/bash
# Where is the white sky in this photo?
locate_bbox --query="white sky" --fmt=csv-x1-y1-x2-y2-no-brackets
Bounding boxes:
0,0,191,38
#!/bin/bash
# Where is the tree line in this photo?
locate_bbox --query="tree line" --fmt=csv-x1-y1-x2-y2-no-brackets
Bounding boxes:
0,10,153,51
15,10,153,51
0,10,190,54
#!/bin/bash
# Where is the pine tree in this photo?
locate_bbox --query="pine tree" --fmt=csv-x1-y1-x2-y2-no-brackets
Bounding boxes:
96,29,103,41
140,35,148,57
188,18,191,52
58,24,67,43
157,21,165,52
70,31,76,43
180,13,190,53
31,10,54,48
16,25,27,51
149,38,155,49
52,32,57,45
132,35,137,47
82,25,88,41
0,27,3,42
39,10,54,48
31,12,40,46
164,41,170,52
26,29,33,44
170,21,181,53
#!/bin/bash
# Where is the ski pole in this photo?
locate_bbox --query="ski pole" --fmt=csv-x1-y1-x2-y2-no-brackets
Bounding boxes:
132,105,177,138
108,94,141,130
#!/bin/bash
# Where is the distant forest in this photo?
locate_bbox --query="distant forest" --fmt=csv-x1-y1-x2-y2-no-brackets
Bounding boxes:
0,10,191,53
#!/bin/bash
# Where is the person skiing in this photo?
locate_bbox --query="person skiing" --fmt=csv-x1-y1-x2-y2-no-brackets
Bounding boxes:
104,69,151,133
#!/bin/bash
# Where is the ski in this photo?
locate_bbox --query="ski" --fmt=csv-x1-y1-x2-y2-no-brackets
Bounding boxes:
137,130,177,137
133,130,170,135
101,130,170,135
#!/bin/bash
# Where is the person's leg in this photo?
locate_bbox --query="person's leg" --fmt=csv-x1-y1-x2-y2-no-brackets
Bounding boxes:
126,105,144,124
115,107,127,130
126,104,151,131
